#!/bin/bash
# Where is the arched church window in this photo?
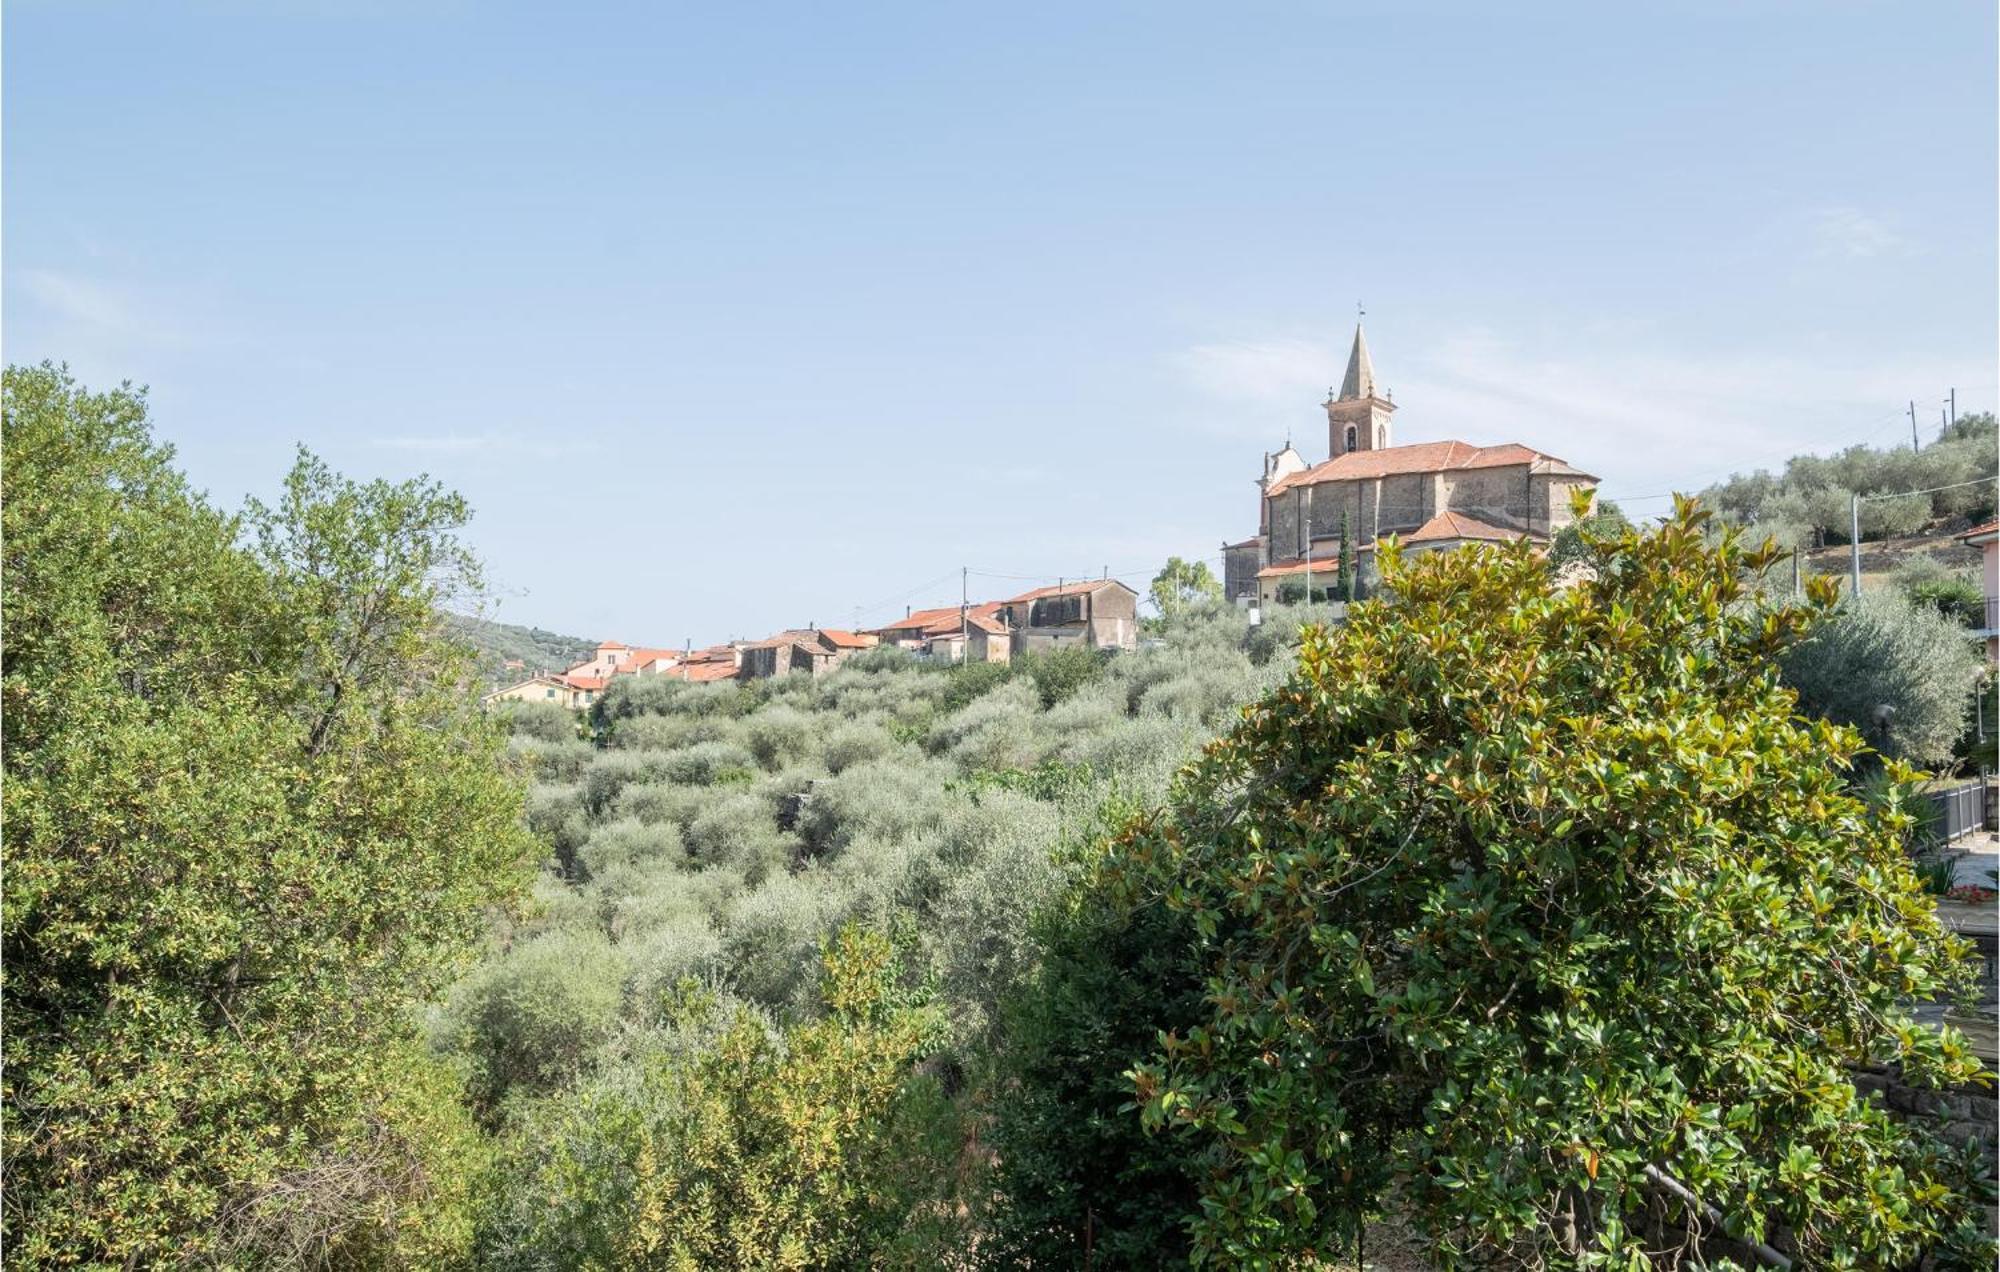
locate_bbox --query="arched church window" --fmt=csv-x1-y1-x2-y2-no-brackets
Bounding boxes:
1344,424,1357,453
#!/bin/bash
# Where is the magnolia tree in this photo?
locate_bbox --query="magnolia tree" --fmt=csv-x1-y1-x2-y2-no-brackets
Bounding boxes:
1117,499,1991,1268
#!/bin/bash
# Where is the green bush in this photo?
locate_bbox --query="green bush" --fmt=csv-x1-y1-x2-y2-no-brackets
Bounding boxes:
446,928,628,1116
1120,502,1990,1266
479,929,965,1269
499,699,583,742
1780,591,1984,768
981,844,1206,1266
2,366,537,1265
1019,645,1109,708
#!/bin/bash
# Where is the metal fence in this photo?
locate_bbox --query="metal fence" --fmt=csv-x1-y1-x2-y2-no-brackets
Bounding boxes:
1921,778,1991,845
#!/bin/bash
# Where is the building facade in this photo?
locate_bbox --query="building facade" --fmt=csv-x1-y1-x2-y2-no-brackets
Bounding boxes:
1222,325,1598,604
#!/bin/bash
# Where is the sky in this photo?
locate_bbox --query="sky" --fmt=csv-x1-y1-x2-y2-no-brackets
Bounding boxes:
7,1,1996,644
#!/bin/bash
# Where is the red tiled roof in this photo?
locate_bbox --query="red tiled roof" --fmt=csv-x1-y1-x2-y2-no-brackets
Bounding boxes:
1959,519,1998,543
596,641,630,651
1001,580,1134,605
867,603,1004,639
1266,440,1596,493
1255,557,1342,580
1401,510,1530,545
965,612,1008,635
816,628,877,649
670,661,739,683
561,673,609,691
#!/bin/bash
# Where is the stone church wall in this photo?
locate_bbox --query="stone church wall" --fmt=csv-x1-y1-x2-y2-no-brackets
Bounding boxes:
1443,465,1533,530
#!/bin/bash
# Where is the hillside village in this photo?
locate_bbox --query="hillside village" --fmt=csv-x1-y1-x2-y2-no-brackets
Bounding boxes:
485,325,1618,709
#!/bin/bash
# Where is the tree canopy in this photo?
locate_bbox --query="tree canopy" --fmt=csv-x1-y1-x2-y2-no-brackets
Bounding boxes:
1151,555,1225,616
2,364,536,1266
1117,499,1991,1267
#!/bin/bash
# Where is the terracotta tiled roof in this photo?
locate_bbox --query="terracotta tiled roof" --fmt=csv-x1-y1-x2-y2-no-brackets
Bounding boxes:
1401,510,1529,545
1255,557,1342,580
816,628,877,649
595,641,630,651
1958,519,1998,543
561,673,609,691
670,661,739,683
867,603,1004,639
1001,580,1134,605
965,612,1008,635
1266,440,1597,493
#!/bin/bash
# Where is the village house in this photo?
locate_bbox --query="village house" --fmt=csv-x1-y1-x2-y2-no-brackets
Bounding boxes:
484,637,728,709
996,579,1139,654
1222,325,1599,607
964,611,1012,664
866,603,1006,661
737,627,879,680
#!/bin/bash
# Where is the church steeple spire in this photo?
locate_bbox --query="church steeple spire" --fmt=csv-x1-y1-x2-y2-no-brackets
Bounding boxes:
1324,320,1396,460
1338,323,1376,401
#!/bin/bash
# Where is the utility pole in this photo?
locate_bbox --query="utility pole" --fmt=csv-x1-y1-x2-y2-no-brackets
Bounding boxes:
1849,493,1862,600
1910,400,1920,451
1949,387,1957,432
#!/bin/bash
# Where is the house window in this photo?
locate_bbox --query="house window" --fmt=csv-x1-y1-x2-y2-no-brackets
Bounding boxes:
545,688,555,699
1345,424,1358,453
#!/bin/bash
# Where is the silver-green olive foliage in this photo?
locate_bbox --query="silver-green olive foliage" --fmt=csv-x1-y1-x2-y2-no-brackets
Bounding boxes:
1119,500,1991,1268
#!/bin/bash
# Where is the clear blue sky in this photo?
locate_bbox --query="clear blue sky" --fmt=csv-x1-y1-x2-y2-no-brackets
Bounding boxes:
8,2,1995,644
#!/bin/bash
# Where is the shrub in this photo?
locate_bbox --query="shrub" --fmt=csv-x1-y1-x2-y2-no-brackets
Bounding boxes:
796,756,954,858
931,679,1044,772
576,817,685,881
655,739,759,786
444,927,628,1118
509,735,596,783
1121,503,1990,1266
480,929,965,1269
744,704,819,770
981,847,1206,1267
822,719,895,773
582,751,675,817
682,789,791,875
498,699,581,742
1019,645,1109,708
1780,591,1984,768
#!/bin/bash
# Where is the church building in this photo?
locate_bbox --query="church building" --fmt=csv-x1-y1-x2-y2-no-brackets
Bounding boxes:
1221,325,1599,605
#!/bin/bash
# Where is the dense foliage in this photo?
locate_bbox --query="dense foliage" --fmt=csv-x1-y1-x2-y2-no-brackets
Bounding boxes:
1117,501,1991,1266
1151,556,1225,616
451,597,1302,1265
11,362,1989,1268
1700,412,1996,547
2,365,536,1266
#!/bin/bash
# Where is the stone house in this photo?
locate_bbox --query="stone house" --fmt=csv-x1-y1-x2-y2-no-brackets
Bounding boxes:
867,604,1005,661
964,611,1012,664
737,627,879,680
1223,325,1599,604
996,580,1139,654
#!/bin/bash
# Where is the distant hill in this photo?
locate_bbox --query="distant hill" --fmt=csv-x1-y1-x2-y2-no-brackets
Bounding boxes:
445,613,595,686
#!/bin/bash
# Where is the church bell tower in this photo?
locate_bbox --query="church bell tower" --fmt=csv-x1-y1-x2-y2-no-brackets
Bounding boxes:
1325,323,1396,460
